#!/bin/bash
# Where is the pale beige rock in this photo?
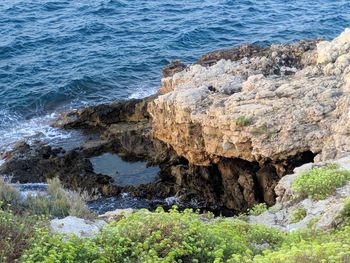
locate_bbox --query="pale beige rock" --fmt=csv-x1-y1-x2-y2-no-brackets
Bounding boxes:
50,216,106,238
149,29,350,166
317,28,350,64
98,208,134,222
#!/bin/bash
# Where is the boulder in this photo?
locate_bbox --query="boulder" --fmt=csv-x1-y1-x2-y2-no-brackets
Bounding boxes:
50,216,106,238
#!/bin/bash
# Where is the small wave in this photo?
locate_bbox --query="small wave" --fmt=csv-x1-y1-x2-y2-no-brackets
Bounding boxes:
128,84,156,99
0,111,85,153
42,1,68,11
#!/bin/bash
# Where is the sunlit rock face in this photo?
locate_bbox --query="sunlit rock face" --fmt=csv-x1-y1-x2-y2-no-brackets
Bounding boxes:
148,28,350,166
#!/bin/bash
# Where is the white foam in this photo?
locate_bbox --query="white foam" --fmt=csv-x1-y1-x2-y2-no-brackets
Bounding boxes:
128,84,157,99
0,112,85,152
12,183,48,198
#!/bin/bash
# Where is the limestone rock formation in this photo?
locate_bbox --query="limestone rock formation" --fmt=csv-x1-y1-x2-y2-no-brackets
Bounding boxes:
149,28,350,166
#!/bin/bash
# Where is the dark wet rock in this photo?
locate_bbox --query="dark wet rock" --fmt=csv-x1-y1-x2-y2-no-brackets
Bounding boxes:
196,40,319,73
0,141,120,195
54,95,157,129
197,44,267,66
162,60,186,78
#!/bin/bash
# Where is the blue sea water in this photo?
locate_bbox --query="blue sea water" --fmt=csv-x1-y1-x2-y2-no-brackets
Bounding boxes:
1,0,350,151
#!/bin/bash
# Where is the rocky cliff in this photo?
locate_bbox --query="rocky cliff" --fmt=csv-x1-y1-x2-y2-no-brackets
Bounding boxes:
149,29,350,167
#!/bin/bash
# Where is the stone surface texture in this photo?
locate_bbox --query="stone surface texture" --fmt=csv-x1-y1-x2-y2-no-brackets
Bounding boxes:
50,216,106,238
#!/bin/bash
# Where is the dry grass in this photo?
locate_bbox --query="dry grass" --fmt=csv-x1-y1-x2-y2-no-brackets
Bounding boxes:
0,176,95,219
0,177,22,212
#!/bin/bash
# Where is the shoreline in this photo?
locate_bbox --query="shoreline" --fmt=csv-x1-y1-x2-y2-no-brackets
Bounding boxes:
2,29,350,216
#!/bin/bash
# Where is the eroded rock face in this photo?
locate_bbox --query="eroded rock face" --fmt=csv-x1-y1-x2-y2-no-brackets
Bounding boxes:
149,28,350,167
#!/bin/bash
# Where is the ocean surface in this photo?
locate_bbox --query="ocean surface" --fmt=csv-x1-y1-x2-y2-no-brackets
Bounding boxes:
1,0,350,152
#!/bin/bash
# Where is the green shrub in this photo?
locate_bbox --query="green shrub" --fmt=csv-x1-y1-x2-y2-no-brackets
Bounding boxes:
17,208,350,262
251,124,277,138
22,207,286,263
292,164,350,200
254,226,350,263
235,116,251,127
290,207,307,224
339,197,350,223
248,203,268,216
0,208,43,263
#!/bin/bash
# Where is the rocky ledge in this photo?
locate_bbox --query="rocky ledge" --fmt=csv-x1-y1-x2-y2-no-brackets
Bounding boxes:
2,29,350,215
150,29,350,165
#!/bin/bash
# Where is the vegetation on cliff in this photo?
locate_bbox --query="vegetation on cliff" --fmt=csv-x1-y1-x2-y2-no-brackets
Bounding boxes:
1,172,350,262
0,176,345,262
0,207,347,263
292,164,350,200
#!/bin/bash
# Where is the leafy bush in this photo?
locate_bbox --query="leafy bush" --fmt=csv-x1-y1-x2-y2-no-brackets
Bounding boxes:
290,207,307,223
22,207,285,263
13,208,350,262
339,197,350,223
248,203,268,216
292,164,350,200
254,226,350,263
235,116,251,127
0,208,42,263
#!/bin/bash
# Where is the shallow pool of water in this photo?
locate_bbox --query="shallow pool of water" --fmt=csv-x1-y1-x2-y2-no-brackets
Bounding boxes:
90,153,160,187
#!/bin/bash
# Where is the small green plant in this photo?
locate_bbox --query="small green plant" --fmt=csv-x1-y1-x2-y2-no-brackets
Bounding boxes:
251,124,277,138
292,164,350,200
235,116,251,127
248,203,268,216
22,207,285,262
306,215,321,228
339,197,350,222
21,207,350,263
290,207,307,223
